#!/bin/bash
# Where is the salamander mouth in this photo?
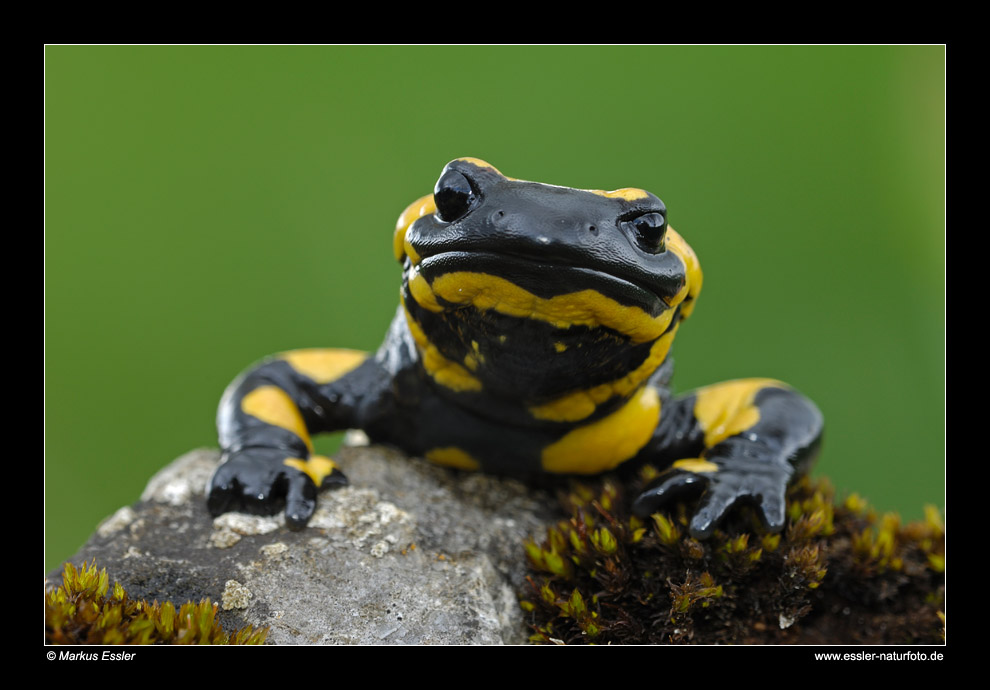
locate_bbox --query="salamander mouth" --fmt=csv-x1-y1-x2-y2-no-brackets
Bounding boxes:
415,250,670,317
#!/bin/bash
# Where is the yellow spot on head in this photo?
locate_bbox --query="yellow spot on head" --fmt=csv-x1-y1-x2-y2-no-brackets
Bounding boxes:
541,386,660,474
284,455,339,486
241,386,313,452
693,378,785,447
553,342,568,353
672,458,720,474
665,227,703,317
454,157,502,175
588,187,651,202
425,447,482,471
393,194,436,263
280,349,367,384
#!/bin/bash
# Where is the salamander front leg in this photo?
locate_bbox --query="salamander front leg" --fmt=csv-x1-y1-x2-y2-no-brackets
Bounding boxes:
208,349,370,528
632,379,823,538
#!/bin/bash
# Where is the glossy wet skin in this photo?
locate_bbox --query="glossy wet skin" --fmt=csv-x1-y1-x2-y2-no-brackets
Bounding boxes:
409,162,683,311
396,158,698,414
209,157,822,538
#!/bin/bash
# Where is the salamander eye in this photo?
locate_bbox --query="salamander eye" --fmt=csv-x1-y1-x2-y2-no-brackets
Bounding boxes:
434,169,478,222
624,212,667,254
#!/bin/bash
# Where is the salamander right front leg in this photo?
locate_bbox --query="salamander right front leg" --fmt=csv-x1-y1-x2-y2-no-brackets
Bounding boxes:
209,349,370,528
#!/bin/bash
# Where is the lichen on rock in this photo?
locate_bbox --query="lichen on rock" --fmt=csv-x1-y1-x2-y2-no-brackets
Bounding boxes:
47,445,556,645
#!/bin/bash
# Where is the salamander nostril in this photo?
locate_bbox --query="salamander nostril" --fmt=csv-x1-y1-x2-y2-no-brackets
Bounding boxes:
588,225,598,236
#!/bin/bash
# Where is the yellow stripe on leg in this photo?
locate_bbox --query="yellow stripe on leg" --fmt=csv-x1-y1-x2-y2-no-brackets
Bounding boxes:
241,385,314,452
284,455,339,486
280,348,368,384
693,378,785,448
425,447,481,471
672,458,719,473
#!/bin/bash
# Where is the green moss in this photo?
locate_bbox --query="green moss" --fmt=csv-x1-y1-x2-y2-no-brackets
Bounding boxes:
45,561,268,645
521,473,944,645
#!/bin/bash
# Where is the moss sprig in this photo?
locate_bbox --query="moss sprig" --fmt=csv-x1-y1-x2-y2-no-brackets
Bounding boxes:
45,561,268,645
521,472,944,644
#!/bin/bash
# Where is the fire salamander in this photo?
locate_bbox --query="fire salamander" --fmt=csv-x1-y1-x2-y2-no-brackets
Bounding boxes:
209,158,823,538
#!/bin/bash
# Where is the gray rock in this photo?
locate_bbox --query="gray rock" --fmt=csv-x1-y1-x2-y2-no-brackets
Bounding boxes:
48,443,559,644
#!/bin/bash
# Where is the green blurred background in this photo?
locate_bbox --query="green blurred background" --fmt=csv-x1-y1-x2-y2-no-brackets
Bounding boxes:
45,46,944,572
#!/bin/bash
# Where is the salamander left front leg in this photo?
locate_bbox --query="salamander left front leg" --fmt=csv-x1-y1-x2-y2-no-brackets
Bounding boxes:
632,379,823,538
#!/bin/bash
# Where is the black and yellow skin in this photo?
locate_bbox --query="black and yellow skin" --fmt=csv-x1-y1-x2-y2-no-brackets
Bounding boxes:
209,158,823,538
